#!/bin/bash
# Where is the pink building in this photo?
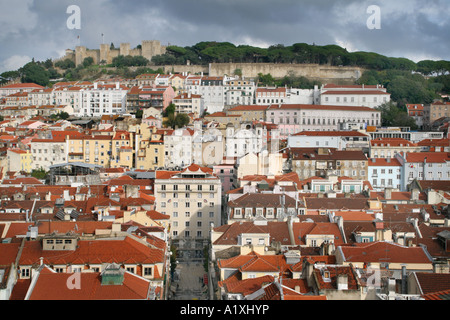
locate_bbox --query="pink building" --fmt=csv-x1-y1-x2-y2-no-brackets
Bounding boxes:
213,157,237,197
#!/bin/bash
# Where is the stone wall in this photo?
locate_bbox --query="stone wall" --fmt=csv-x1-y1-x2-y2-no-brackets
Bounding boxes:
59,40,167,66
208,63,364,84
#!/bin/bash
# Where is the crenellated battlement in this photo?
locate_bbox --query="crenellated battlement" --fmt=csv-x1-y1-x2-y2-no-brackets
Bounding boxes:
56,40,167,66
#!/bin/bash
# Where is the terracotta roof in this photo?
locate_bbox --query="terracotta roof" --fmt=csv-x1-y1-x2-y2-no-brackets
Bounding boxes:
0,83,44,89
313,265,359,291
19,236,165,266
290,148,367,161
228,193,298,209
228,105,269,112
371,138,417,147
414,272,450,295
368,158,402,166
338,241,433,264
218,252,290,274
213,221,291,246
322,90,390,95
27,266,152,300
268,104,380,112
405,152,450,163
417,138,450,147
293,131,369,137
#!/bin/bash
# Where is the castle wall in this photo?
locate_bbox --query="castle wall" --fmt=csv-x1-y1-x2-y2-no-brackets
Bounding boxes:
208,63,364,84
69,40,166,66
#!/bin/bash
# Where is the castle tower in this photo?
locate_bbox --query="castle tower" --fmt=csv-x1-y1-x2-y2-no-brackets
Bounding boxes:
100,44,110,64
141,40,166,61
75,46,87,66
120,43,131,57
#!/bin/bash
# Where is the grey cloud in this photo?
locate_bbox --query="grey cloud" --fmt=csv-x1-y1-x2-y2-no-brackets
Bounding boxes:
0,0,449,73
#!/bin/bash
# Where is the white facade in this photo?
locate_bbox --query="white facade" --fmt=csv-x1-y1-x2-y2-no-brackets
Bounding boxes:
368,158,403,191
28,89,53,106
164,128,196,168
53,87,83,114
31,139,68,170
225,124,266,158
79,83,127,117
173,93,204,117
154,165,222,240
320,84,391,109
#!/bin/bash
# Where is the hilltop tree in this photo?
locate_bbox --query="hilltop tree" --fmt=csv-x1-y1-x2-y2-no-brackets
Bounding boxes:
19,61,49,86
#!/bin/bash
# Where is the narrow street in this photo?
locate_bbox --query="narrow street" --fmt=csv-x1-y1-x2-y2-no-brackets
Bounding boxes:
171,261,209,300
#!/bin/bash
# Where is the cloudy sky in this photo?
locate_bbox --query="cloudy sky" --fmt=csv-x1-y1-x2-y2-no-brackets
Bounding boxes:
1,0,449,73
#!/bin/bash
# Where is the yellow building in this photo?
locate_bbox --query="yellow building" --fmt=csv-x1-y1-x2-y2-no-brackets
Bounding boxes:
7,148,33,173
67,134,113,168
111,131,134,169
136,126,165,170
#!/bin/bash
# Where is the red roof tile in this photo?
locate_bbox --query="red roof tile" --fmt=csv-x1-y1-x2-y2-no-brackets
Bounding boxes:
27,266,152,300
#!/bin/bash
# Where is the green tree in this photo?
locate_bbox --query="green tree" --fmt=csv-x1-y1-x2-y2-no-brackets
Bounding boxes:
19,61,50,86
376,102,418,129
258,73,276,86
135,109,144,119
55,59,76,70
163,112,190,129
31,168,48,180
82,57,94,68
164,103,176,117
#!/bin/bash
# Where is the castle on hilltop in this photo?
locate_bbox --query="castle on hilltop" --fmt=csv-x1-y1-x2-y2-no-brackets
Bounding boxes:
57,40,167,66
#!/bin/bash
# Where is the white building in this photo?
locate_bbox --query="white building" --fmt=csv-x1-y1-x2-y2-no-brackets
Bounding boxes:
320,84,391,109
164,128,196,168
52,86,83,114
225,123,268,158
30,136,68,170
28,88,54,106
288,131,370,150
172,93,204,117
79,83,128,117
368,158,403,191
224,78,256,107
396,152,450,191
154,164,222,240
266,104,381,137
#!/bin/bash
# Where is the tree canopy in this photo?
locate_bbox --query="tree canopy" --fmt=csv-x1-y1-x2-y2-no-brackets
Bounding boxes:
376,102,418,130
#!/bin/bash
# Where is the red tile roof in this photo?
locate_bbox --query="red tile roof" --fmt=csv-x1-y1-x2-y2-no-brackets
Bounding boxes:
368,158,402,166
414,272,450,295
27,266,152,300
268,104,379,112
19,236,165,266
338,241,433,264
371,138,417,147
293,131,369,137
322,90,390,95
405,152,450,163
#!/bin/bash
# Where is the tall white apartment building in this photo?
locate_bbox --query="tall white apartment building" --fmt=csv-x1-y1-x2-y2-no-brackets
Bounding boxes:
164,128,196,168
320,84,391,109
79,83,128,117
154,164,222,240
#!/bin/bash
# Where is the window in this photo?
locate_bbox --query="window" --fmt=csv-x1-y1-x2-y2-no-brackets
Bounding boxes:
144,267,152,276
21,268,30,278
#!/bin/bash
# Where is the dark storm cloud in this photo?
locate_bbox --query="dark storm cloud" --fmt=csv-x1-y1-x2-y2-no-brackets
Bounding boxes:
1,0,449,73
